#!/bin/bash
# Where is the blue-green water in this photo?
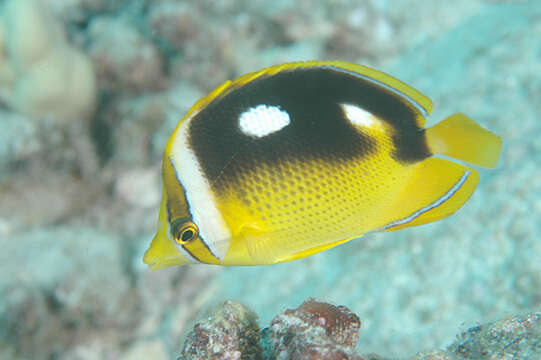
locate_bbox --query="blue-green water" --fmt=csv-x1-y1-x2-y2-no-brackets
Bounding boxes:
1,1,540,359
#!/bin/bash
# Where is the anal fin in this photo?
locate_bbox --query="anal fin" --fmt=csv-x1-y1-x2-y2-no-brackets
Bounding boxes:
380,157,480,232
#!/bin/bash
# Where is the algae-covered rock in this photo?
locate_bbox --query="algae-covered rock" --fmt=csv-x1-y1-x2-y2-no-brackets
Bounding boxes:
265,299,363,359
449,313,541,359
179,300,541,360
180,300,262,360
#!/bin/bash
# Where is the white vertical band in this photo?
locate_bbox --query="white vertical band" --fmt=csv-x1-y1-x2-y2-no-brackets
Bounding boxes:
168,116,232,260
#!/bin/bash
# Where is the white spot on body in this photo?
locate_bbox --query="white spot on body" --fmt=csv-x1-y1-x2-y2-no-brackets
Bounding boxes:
239,104,291,137
341,103,380,128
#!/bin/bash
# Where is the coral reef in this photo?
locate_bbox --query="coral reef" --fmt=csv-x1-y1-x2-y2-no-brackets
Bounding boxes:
1,0,541,359
180,300,541,360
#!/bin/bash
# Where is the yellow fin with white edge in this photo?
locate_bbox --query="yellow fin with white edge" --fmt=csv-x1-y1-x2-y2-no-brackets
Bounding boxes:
322,60,434,119
381,157,480,232
426,113,502,168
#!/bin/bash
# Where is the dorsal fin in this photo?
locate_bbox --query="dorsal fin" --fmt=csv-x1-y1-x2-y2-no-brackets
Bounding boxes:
173,61,433,135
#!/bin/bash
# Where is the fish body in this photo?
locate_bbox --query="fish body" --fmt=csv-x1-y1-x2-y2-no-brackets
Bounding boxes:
144,61,501,268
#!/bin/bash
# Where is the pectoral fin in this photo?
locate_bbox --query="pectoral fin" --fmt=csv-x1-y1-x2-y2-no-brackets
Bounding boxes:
241,223,357,265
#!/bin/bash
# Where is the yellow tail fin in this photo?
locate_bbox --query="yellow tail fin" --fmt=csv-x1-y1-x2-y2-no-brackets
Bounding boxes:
426,113,502,168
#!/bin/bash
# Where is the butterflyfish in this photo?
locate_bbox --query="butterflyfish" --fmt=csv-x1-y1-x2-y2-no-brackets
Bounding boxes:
143,61,501,268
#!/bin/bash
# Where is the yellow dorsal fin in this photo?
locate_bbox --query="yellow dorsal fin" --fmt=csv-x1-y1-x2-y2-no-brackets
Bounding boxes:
321,60,433,119
426,113,502,168
174,61,433,134
380,157,480,232
260,61,433,124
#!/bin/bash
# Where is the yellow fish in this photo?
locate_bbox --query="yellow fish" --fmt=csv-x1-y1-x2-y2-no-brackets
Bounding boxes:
144,61,501,268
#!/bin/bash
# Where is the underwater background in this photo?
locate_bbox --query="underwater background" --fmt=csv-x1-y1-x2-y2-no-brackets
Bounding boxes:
1,0,540,359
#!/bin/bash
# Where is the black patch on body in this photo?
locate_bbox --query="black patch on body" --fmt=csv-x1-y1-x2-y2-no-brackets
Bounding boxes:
188,67,431,191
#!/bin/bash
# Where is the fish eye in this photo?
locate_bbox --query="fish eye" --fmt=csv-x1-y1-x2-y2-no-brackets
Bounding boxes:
176,222,198,245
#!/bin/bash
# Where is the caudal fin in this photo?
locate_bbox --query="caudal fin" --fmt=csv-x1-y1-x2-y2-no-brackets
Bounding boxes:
425,113,502,168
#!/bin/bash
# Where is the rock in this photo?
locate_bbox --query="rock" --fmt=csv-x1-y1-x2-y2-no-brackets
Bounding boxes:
0,110,40,172
120,339,169,360
147,2,201,53
87,16,165,93
265,299,363,360
109,92,170,167
0,0,96,123
411,350,457,360
180,301,261,360
0,226,135,359
178,300,541,359
449,313,541,359
43,0,122,24
114,167,160,208
0,171,103,231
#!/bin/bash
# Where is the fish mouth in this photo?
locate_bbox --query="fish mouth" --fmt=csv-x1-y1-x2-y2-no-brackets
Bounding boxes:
142,249,159,269
143,245,191,269
142,248,171,270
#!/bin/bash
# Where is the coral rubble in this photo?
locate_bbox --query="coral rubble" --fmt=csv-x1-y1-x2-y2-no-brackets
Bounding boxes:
179,300,541,360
